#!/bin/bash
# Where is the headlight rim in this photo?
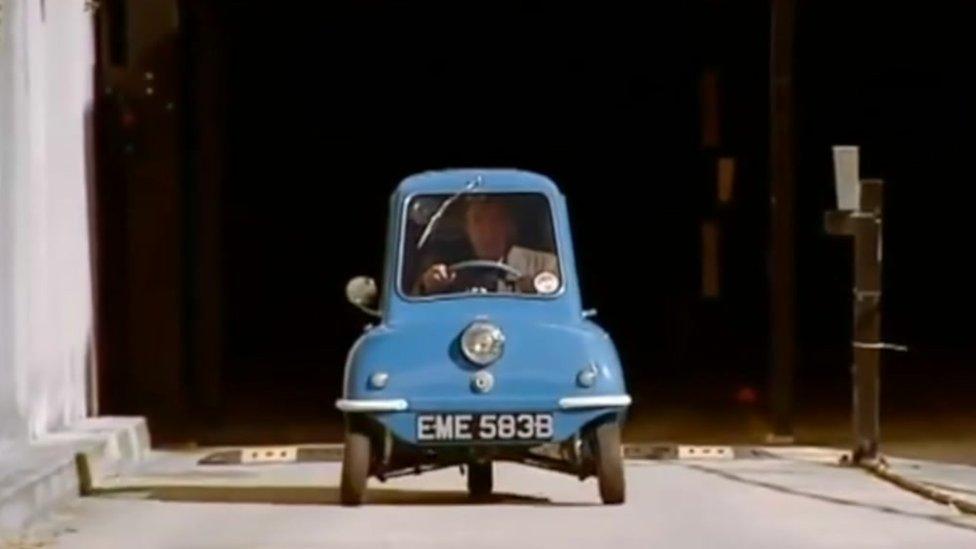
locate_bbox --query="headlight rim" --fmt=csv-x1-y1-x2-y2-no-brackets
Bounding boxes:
460,321,505,366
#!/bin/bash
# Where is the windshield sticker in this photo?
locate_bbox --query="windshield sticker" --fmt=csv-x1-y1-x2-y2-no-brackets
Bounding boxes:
533,271,560,294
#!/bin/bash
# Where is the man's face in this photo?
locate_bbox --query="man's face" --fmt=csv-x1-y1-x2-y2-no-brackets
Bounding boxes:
465,200,515,259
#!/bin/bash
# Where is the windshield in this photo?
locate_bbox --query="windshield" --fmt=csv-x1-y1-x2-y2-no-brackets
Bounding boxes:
401,193,562,297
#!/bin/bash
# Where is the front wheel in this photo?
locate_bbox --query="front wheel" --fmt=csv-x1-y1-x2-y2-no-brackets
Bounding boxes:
340,429,371,505
593,421,625,505
467,461,493,498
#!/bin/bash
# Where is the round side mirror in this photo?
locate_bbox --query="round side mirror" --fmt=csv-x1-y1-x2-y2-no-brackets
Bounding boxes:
345,276,379,317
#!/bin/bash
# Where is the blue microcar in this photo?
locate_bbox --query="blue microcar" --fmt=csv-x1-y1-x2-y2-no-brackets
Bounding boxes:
338,169,630,504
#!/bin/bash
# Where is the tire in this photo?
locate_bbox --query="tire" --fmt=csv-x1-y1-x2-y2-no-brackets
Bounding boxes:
340,429,371,505
467,461,493,498
593,421,625,505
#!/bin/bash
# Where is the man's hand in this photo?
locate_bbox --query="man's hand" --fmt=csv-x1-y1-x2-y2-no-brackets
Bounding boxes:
419,263,455,294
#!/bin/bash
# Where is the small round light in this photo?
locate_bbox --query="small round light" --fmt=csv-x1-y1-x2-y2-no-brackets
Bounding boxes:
471,371,494,393
461,322,505,366
369,372,389,390
577,364,598,388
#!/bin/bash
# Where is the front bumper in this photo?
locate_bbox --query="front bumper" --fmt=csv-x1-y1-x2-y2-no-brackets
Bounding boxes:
557,394,632,409
335,394,631,413
336,394,631,443
335,398,409,412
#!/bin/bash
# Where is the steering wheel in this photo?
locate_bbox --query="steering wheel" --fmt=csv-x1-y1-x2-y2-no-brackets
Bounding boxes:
448,260,523,286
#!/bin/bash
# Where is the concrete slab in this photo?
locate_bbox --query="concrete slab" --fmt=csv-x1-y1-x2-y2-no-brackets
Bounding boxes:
0,416,150,534
0,442,79,533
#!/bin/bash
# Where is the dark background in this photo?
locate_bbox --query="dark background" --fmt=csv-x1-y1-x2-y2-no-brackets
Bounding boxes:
94,1,976,445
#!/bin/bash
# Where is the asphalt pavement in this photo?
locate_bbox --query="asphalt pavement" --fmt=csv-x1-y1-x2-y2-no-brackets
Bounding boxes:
8,447,976,549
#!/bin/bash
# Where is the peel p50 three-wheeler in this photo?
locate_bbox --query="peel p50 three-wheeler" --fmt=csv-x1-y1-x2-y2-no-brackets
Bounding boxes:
338,169,631,505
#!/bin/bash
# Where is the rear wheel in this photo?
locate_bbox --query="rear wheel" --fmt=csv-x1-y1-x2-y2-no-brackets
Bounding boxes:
340,428,371,505
467,461,493,498
593,421,625,505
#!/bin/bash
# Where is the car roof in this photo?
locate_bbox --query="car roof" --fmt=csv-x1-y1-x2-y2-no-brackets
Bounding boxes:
394,168,562,196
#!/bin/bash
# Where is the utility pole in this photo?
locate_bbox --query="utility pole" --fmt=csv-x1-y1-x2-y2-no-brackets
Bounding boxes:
768,0,797,440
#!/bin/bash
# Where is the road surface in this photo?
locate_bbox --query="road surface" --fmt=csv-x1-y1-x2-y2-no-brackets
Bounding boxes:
11,449,976,548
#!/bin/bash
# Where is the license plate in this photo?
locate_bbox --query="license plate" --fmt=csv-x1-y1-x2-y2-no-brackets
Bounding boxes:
416,413,554,442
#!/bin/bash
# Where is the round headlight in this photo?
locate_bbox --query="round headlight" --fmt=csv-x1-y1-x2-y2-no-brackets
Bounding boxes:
461,322,505,366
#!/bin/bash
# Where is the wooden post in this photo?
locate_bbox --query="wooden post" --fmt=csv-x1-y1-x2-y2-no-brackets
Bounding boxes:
182,0,225,416
768,0,797,440
825,179,884,462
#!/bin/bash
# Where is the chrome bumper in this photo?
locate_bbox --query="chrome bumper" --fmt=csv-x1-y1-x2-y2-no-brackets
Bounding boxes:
557,394,632,409
336,394,631,413
335,398,409,412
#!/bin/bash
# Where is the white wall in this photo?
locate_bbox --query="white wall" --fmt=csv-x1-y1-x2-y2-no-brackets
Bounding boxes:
0,0,95,442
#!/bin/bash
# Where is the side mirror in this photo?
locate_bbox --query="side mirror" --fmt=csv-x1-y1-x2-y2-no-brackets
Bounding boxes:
346,276,380,318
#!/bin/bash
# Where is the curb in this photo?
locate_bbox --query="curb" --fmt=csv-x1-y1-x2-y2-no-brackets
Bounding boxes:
623,443,769,460
0,416,150,531
194,443,767,466
198,444,344,465
752,445,976,516
861,460,976,516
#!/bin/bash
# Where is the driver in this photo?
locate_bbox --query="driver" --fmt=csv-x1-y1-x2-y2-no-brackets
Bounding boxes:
415,196,558,295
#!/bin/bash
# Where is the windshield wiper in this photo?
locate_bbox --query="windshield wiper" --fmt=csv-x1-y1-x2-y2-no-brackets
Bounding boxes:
416,175,482,250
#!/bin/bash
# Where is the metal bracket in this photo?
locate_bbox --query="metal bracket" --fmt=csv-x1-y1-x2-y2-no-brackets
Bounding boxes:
853,341,908,352
570,434,582,468
383,428,394,465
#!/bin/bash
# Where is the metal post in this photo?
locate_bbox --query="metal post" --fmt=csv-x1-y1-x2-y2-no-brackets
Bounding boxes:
825,179,884,462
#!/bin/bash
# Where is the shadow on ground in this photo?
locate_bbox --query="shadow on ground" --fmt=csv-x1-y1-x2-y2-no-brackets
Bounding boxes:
95,485,593,507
